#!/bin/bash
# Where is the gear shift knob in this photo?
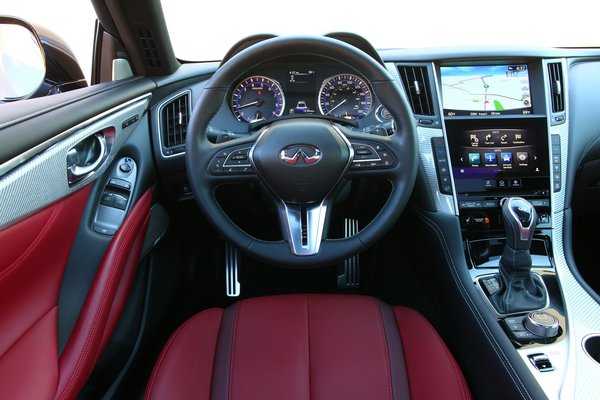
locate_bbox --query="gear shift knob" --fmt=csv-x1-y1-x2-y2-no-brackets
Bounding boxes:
501,197,537,251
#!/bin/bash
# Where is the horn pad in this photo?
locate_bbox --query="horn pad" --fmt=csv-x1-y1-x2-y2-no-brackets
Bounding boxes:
250,119,352,203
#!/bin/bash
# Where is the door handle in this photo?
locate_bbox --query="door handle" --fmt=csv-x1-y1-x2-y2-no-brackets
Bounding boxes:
67,133,107,184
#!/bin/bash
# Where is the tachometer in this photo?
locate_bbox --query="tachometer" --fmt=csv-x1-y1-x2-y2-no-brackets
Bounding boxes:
318,74,373,120
231,76,285,123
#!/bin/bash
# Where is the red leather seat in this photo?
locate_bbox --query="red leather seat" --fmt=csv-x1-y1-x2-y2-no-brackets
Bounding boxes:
145,294,471,400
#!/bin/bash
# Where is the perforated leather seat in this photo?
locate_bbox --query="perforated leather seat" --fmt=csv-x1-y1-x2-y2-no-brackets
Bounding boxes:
145,294,471,400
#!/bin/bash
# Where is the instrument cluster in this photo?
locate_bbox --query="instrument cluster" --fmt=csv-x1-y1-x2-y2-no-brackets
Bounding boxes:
229,63,389,125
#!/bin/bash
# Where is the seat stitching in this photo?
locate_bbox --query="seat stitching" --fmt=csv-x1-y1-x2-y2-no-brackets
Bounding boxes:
415,210,532,400
374,299,394,400
227,300,241,400
305,295,311,400
144,308,221,400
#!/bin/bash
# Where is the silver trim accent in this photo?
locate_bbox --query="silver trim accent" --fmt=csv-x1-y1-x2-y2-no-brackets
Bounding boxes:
156,89,191,159
278,201,328,256
338,218,360,288
0,94,151,177
0,96,150,229
525,311,560,337
68,133,107,178
225,242,241,297
581,334,600,365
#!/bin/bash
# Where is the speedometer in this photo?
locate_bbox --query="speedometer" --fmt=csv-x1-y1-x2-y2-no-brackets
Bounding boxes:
231,76,285,123
318,74,373,120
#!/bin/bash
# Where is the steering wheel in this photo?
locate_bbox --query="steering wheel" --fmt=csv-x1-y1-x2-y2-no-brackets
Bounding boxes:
186,36,417,267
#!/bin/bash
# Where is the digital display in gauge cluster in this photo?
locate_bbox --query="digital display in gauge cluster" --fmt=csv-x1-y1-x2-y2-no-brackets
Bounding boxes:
230,66,376,123
287,69,317,116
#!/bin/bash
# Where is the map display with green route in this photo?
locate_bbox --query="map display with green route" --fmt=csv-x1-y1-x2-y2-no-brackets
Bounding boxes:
440,65,531,116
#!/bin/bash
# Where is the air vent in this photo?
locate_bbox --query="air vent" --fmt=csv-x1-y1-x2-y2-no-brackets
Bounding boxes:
397,65,434,116
137,27,162,69
547,62,564,112
160,92,190,154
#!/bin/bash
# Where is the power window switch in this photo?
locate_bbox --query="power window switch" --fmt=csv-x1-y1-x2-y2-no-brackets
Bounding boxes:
100,193,115,207
528,353,554,372
113,195,128,210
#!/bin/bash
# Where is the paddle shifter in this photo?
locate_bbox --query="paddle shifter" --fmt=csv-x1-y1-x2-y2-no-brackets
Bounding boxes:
489,197,547,314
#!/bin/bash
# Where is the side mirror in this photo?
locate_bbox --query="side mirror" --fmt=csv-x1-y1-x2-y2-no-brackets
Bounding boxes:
0,16,46,102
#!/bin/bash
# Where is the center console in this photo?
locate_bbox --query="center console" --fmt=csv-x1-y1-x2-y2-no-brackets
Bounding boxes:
429,60,569,395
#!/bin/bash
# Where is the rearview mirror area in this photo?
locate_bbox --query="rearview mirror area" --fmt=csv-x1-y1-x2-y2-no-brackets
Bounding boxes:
0,16,46,102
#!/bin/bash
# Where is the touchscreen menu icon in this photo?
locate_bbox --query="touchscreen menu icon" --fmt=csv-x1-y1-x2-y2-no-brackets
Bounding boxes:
468,153,481,165
501,152,513,164
484,153,497,165
517,152,528,166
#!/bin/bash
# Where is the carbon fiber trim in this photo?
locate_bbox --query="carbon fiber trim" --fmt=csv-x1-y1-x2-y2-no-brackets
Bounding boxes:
385,62,456,215
0,95,150,230
544,59,600,400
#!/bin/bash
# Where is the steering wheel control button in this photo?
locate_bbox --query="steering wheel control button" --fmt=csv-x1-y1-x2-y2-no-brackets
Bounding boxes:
524,311,560,338
209,146,255,175
349,141,395,169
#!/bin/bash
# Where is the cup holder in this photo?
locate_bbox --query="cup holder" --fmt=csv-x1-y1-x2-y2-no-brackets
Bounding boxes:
583,334,600,364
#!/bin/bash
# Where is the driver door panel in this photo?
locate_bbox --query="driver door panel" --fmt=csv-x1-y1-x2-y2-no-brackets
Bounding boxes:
0,81,156,399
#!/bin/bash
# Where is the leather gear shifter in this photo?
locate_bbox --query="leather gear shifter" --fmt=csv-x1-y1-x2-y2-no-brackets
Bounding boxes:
490,197,547,314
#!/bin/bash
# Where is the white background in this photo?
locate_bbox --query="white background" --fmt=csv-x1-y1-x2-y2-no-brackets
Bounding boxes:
3,0,598,83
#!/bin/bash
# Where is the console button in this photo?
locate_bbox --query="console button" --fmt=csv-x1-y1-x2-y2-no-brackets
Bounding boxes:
552,154,561,164
553,164,561,173
459,200,482,209
483,200,498,208
554,182,561,192
483,179,495,189
551,135,561,145
528,353,554,372
431,137,444,147
93,224,117,236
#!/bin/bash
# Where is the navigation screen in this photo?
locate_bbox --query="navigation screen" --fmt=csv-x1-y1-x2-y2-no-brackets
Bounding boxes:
441,64,532,116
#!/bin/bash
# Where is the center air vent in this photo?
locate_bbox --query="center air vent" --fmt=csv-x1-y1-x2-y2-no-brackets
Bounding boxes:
397,65,434,116
547,62,564,113
160,91,191,156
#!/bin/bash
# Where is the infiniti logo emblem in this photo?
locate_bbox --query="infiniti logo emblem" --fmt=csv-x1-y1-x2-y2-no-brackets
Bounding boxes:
280,145,322,165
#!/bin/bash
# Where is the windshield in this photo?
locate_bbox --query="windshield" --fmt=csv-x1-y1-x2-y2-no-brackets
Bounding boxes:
162,0,597,61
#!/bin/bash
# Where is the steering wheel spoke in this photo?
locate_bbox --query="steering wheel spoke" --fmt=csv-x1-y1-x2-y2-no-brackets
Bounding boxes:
277,201,328,256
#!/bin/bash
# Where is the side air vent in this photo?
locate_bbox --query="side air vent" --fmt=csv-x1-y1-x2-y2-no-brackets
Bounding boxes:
160,91,190,156
137,27,162,69
397,65,434,116
547,62,564,113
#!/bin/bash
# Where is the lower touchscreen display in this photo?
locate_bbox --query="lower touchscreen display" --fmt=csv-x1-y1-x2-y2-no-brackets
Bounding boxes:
446,121,549,194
